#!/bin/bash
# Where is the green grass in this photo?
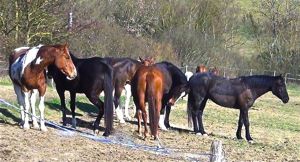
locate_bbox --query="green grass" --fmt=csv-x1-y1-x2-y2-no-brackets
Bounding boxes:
1,80,300,161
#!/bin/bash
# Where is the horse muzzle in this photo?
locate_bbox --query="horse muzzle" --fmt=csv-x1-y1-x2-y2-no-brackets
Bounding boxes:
66,69,77,80
282,97,289,103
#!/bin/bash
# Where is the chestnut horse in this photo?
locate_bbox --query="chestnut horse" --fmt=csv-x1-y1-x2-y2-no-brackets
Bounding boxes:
9,44,77,131
132,61,188,138
131,65,166,139
102,57,154,123
47,53,115,136
188,73,289,142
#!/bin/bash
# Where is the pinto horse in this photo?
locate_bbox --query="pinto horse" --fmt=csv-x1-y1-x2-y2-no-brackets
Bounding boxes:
47,53,114,136
9,44,77,131
187,73,289,142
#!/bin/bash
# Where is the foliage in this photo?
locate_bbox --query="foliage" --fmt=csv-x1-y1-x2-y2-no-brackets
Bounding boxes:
0,0,299,73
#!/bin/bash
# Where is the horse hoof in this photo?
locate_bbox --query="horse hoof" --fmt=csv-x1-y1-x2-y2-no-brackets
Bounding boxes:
40,126,47,132
125,116,132,121
23,124,30,130
248,140,254,144
103,132,110,137
119,119,126,124
32,122,39,130
94,129,99,135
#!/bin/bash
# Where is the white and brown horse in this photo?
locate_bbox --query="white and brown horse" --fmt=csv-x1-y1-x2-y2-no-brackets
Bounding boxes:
9,44,77,131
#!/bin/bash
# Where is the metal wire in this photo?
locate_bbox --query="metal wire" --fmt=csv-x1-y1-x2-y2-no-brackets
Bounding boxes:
0,98,210,161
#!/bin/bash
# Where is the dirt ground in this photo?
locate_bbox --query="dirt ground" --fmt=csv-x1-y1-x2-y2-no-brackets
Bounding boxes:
0,85,212,162
1,84,299,161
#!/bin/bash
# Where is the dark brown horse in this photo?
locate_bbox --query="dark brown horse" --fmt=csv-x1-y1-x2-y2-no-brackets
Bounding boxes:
9,44,77,131
187,73,289,143
47,53,114,136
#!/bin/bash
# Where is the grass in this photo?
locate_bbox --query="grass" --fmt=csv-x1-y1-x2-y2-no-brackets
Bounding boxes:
0,79,300,161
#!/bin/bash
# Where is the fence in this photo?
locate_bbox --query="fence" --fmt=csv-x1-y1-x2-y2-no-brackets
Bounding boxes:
180,65,300,85
1,65,300,85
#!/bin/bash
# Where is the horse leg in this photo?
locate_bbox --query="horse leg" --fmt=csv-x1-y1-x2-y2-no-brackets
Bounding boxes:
30,89,39,129
158,98,168,131
57,89,67,126
132,95,142,135
13,83,25,127
87,94,104,133
241,109,253,142
23,92,30,130
114,87,125,123
164,105,171,129
124,84,132,120
236,110,244,140
197,98,208,136
70,92,77,128
38,95,47,131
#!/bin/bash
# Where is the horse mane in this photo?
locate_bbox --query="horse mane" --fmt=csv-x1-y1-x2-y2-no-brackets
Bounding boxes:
159,61,187,85
241,75,279,89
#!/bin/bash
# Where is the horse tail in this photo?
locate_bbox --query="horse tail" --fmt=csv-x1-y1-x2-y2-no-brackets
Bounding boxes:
103,65,114,136
187,88,193,128
146,74,159,138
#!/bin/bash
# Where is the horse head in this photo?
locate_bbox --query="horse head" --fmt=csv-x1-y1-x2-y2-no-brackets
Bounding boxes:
139,56,155,66
272,75,289,103
52,43,77,80
168,84,189,106
196,64,208,73
164,62,189,105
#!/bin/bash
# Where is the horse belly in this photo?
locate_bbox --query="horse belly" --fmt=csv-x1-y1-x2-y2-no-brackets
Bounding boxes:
210,94,237,108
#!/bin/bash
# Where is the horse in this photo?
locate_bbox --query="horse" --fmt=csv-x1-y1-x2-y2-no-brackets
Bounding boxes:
195,64,208,73
131,65,164,139
209,67,220,75
133,61,189,131
47,53,114,136
187,73,289,143
102,56,154,123
8,44,77,131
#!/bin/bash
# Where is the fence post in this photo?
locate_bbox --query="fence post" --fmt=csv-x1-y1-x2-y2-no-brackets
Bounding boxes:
273,70,276,76
210,140,225,162
250,69,253,76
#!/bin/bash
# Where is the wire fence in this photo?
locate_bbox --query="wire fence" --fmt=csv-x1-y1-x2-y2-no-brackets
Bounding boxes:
1,65,300,85
180,65,300,85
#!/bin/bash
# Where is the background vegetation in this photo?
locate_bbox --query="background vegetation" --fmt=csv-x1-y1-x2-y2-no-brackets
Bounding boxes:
0,0,299,73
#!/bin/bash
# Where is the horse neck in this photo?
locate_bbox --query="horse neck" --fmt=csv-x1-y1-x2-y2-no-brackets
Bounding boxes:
28,52,54,74
244,76,274,99
168,65,187,86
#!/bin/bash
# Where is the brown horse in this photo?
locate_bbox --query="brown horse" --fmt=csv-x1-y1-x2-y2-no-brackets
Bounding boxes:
131,65,165,139
195,64,208,73
9,44,77,131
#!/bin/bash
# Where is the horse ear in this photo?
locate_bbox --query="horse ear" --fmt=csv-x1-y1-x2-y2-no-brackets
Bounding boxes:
138,57,144,62
63,42,69,49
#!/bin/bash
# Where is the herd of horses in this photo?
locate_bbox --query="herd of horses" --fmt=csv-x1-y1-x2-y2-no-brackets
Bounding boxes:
8,44,289,143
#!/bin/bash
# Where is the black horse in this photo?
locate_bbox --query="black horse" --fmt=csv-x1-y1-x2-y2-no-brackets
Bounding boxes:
187,73,289,142
47,54,114,136
135,61,189,130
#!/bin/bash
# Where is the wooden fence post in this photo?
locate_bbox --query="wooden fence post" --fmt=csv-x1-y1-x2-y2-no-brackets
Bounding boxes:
210,140,225,162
